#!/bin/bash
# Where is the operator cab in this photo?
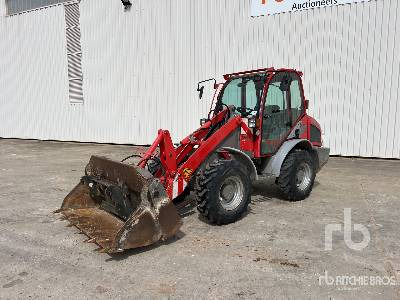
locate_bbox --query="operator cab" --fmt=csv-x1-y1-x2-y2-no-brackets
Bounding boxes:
214,69,306,156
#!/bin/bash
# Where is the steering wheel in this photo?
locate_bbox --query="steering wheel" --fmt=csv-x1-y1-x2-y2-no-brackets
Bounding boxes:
236,107,255,117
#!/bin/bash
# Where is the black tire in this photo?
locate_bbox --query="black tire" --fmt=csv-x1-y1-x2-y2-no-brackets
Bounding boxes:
277,149,316,201
194,159,252,225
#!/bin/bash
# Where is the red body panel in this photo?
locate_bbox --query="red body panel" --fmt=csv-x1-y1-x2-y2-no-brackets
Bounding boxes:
138,108,248,199
135,67,321,200
306,115,323,147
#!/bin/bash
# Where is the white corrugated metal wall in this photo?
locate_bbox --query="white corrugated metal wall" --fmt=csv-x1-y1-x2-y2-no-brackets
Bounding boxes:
0,0,399,158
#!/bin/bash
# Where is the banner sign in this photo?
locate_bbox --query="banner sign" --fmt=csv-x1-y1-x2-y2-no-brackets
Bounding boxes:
251,0,372,16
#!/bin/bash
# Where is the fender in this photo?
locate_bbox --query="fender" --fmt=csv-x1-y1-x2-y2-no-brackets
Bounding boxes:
263,139,312,177
221,147,258,181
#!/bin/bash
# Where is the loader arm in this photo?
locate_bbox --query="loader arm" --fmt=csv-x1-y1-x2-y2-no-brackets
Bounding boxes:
138,107,230,170
136,107,252,200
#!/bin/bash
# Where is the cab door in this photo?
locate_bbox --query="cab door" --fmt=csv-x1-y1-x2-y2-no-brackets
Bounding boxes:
261,72,304,155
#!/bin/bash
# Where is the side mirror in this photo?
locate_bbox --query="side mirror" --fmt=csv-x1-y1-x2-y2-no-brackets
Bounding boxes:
305,100,309,110
197,86,205,99
197,78,217,100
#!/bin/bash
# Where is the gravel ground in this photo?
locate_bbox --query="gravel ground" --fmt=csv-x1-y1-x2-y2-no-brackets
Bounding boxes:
0,139,399,299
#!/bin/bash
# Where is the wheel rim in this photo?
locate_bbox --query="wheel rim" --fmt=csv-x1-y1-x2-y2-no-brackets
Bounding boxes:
296,162,312,191
219,176,244,211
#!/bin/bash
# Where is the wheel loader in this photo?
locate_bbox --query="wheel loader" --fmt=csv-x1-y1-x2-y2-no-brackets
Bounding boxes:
58,67,330,253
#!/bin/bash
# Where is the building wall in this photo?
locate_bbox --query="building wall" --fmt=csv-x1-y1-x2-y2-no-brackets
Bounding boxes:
0,4,72,141
0,0,399,158
0,1,5,15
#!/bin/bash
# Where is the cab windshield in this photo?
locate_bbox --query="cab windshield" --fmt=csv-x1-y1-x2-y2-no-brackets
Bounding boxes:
220,75,267,116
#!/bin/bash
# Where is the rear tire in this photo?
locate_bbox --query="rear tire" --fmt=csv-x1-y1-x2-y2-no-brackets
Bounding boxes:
194,159,251,225
278,150,316,201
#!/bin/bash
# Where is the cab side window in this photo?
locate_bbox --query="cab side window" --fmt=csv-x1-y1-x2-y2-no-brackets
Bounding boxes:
265,83,286,113
261,72,304,155
289,78,304,123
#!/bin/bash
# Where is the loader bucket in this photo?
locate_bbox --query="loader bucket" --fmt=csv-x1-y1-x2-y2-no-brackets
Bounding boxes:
58,156,182,253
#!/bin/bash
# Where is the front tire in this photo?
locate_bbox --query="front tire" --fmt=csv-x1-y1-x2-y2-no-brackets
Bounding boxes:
278,149,316,201
194,159,251,225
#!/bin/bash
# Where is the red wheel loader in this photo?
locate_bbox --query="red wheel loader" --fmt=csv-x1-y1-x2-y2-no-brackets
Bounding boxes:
58,67,330,253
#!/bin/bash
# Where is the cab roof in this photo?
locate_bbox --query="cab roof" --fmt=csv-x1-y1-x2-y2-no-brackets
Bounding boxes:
223,67,303,80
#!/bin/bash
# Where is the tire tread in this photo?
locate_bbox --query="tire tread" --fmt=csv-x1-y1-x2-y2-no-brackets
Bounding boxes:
194,159,251,225
277,149,315,201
